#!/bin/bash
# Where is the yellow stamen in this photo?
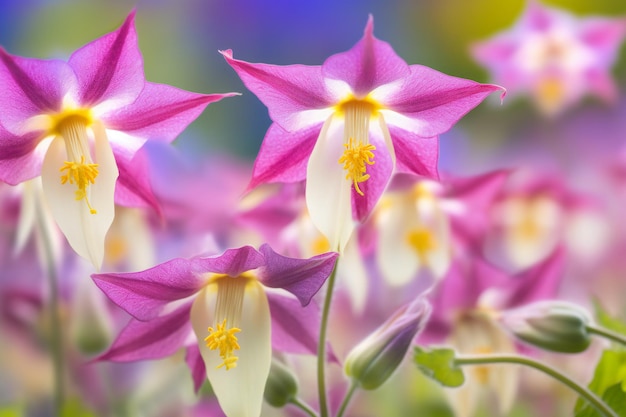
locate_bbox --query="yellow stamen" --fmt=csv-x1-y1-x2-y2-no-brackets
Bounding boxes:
339,137,376,196
60,156,99,214
472,346,493,384
406,227,437,262
205,319,241,370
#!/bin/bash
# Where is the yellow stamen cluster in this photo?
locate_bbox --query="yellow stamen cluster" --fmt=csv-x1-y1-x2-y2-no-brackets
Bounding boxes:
60,156,99,214
205,319,241,370
407,228,436,261
339,137,376,196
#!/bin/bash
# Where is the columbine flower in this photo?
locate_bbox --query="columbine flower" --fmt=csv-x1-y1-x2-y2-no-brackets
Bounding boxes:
222,16,503,252
0,12,235,268
472,0,626,116
92,244,337,417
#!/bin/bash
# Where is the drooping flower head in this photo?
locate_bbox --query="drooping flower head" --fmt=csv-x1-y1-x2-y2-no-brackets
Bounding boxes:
472,0,626,116
92,244,338,417
223,16,504,252
0,11,236,268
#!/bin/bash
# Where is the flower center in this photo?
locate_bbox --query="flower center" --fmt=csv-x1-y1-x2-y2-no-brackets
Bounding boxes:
205,274,250,370
50,109,99,214
336,97,380,196
406,227,437,262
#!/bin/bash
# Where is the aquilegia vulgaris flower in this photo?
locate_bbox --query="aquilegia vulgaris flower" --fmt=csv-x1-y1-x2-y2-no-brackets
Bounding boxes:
0,11,235,268
92,244,338,417
222,16,504,252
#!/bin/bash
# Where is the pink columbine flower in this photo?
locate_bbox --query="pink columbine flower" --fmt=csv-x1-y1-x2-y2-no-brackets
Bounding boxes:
91,244,338,417
472,0,626,116
0,12,236,269
222,16,504,252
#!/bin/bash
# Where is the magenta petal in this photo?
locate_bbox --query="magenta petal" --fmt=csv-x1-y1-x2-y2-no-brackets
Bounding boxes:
385,65,504,137
185,344,207,393
0,126,42,184
98,302,193,362
69,12,144,107
352,132,393,222
91,258,208,321
0,49,72,129
102,82,237,142
221,49,333,130
197,245,265,277
504,247,565,309
267,292,337,362
389,127,439,179
111,141,160,213
580,19,626,60
257,244,338,306
322,16,410,97
248,122,321,190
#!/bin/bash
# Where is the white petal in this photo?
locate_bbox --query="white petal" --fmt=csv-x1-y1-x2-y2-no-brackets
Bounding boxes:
376,200,421,286
191,282,272,417
41,124,118,270
337,234,369,314
284,107,335,132
305,115,355,253
378,108,428,137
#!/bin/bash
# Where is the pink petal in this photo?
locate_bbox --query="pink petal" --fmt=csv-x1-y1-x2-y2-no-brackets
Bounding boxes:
352,126,393,223
382,65,504,137
185,344,207,393
0,125,43,184
248,122,321,190
98,302,193,362
198,245,266,277
91,257,209,321
388,126,439,179
221,49,334,131
101,82,237,142
69,11,144,107
322,16,411,97
111,141,160,213
0,48,73,130
258,243,338,306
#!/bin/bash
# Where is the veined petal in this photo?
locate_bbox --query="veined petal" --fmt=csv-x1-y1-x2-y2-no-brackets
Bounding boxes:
197,246,265,278
221,49,335,132
306,116,354,252
387,125,439,179
68,11,144,108
98,302,193,362
191,283,271,417
0,124,45,185
248,122,322,190
379,64,504,137
0,48,73,131
100,82,237,142
91,257,210,321
322,16,410,97
185,345,207,393
41,124,118,270
257,243,337,306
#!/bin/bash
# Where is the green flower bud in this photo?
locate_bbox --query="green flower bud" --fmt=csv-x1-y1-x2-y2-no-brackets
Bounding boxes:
500,301,591,353
263,358,298,408
345,297,430,390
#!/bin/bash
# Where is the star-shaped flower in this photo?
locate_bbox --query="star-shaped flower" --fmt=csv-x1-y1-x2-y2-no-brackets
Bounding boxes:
0,11,236,268
222,16,504,252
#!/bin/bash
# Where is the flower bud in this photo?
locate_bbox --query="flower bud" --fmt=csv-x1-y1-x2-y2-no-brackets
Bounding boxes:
345,297,431,390
500,301,591,353
263,358,298,408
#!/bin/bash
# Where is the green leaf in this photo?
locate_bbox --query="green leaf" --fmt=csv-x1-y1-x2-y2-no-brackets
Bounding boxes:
61,398,97,417
594,300,626,344
574,350,626,413
0,404,24,417
413,346,465,388
575,383,626,417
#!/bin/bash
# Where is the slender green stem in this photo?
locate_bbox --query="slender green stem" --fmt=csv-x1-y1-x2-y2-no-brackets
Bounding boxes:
455,354,618,417
336,380,358,417
34,191,64,414
290,397,319,417
317,263,338,417
587,325,626,347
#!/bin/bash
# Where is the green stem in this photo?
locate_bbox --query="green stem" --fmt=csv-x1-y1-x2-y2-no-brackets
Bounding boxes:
336,380,358,417
317,263,338,417
455,354,618,417
290,397,319,417
33,190,64,414
587,325,626,347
